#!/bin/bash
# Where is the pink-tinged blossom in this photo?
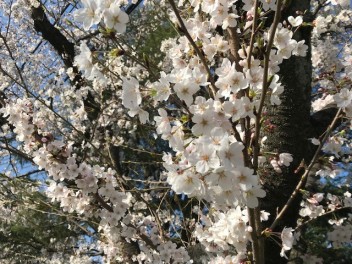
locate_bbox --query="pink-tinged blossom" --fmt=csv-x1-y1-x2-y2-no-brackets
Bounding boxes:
122,77,141,110
227,71,248,93
211,188,241,206
192,67,209,86
167,171,203,196
47,182,70,202
33,148,48,170
310,138,320,145
241,96,255,118
235,167,258,187
261,0,278,11
191,110,215,136
205,167,233,189
311,94,336,112
223,99,245,122
292,40,308,57
213,100,233,130
195,207,251,255
269,50,284,74
201,0,220,14
241,184,266,208
215,58,232,77
76,174,98,194
204,43,218,60
152,72,171,102
189,96,210,114
322,137,343,157
278,153,293,167
154,108,172,135
216,77,233,98
333,88,352,108
209,4,231,28
128,107,149,124
74,42,94,78
223,12,239,29
66,162,80,180
277,39,296,59
102,4,129,33
242,0,256,11
280,227,294,258
189,143,220,174
245,67,264,91
273,26,293,50
203,127,228,150
288,16,303,27
260,210,270,221
187,18,211,41
270,76,284,105
174,80,199,106
74,0,101,30
217,68,247,97
218,141,244,169
168,121,185,151
211,35,229,53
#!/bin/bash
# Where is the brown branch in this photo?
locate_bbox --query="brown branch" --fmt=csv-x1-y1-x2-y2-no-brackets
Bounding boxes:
227,27,243,71
247,0,260,69
31,5,75,68
30,4,102,121
312,0,329,18
125,0,144,14
253,0,283,171
248,2,283,263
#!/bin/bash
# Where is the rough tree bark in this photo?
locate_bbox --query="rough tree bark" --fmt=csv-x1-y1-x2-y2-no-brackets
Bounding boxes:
260,1,317,263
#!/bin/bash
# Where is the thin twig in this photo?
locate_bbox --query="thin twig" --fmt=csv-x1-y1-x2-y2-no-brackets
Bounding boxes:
248,2,283,263
313,0,329,17
269,108,343,231
247,0,260,69
253,0,283,171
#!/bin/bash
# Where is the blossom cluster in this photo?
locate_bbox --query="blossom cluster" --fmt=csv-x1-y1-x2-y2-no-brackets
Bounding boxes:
74,0,129,33
0,0,351,263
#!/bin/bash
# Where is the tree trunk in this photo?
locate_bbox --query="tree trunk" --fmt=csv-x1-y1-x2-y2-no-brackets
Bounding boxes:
260,1,313,263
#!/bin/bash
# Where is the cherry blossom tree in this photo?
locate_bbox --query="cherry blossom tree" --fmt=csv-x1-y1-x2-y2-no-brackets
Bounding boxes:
0,0,351,263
